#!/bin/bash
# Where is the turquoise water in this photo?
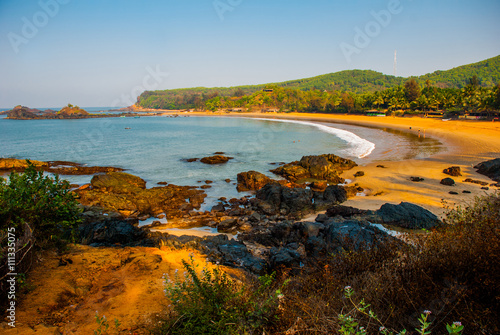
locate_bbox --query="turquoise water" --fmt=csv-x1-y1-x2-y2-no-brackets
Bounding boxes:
0,114,442,209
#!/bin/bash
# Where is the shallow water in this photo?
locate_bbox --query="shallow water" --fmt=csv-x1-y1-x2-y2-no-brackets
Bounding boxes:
0,114,442,210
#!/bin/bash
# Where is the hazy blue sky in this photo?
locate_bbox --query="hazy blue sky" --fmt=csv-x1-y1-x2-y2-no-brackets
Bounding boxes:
0,0,499,108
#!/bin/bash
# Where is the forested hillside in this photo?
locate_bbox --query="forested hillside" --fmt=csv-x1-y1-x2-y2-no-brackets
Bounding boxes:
137,55,500,112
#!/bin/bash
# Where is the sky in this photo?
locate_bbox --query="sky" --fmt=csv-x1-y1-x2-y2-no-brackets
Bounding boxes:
0,0,499,108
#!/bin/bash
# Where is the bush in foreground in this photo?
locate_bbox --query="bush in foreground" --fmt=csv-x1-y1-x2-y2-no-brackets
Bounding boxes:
0,162,81,250
274,193,500,334
156,255,287,334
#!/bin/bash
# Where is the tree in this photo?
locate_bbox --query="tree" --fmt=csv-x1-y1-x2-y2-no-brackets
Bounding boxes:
404,79,421,103
233,88,245,97
340,93,355,113
469,75,480,87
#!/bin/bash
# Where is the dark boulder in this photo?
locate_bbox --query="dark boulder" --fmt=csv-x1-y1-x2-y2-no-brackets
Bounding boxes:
79,219,147,246
314,185,348,210
474,158,500,182
443,166,462,176
323,219,391,252
375,202,441,229
440,178,455,186
254,183,315,218
410,176,424,182
200,235,266,274
270,247,302,268
354,171,365,177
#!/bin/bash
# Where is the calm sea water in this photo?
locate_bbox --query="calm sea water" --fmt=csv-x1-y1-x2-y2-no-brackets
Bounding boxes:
0,111,442,209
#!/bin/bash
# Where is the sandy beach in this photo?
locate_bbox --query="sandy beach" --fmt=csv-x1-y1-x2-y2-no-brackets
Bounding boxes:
163,111,500,218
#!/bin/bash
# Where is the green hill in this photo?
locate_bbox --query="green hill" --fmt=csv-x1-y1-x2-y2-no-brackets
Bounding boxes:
419,56,500,88
137,55,500,110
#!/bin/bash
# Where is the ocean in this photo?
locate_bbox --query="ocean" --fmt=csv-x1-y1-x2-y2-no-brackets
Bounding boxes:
0,110,442,209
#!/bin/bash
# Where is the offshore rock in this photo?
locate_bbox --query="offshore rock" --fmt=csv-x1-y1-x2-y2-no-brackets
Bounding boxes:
200,155,233,164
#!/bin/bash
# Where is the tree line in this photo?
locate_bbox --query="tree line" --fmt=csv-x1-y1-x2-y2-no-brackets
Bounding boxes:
138,77,500,116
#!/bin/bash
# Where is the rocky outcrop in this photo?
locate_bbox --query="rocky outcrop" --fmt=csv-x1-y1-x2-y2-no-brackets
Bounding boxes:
443,166,462,176
271,154,357,183
5,106,39,119
57,106,89,116
236,171,273,191
374,202,441,229
200,155,233,164
475,158,500,182
0,158,123,175
0,158,48,170
75,172,206,220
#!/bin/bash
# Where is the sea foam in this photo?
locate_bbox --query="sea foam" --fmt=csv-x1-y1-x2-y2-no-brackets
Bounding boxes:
253,118,375,158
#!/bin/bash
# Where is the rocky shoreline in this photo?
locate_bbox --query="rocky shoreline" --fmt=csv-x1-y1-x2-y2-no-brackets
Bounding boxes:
3,155,499,275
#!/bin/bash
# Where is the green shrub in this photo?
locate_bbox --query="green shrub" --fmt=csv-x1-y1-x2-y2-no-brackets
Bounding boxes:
157,255,287,334
0,161,81,249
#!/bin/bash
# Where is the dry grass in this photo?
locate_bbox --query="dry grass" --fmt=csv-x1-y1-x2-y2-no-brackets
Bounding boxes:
271,194,500,334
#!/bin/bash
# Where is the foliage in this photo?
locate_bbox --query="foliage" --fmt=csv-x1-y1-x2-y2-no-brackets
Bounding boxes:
93,311,121,335
270,194,500,334
0,162,82,249
156,255,287,334
137,55,500,114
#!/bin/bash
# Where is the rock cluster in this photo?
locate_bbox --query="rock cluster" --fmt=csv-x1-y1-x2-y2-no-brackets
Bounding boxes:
0,158,123,175
270,154,357,183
